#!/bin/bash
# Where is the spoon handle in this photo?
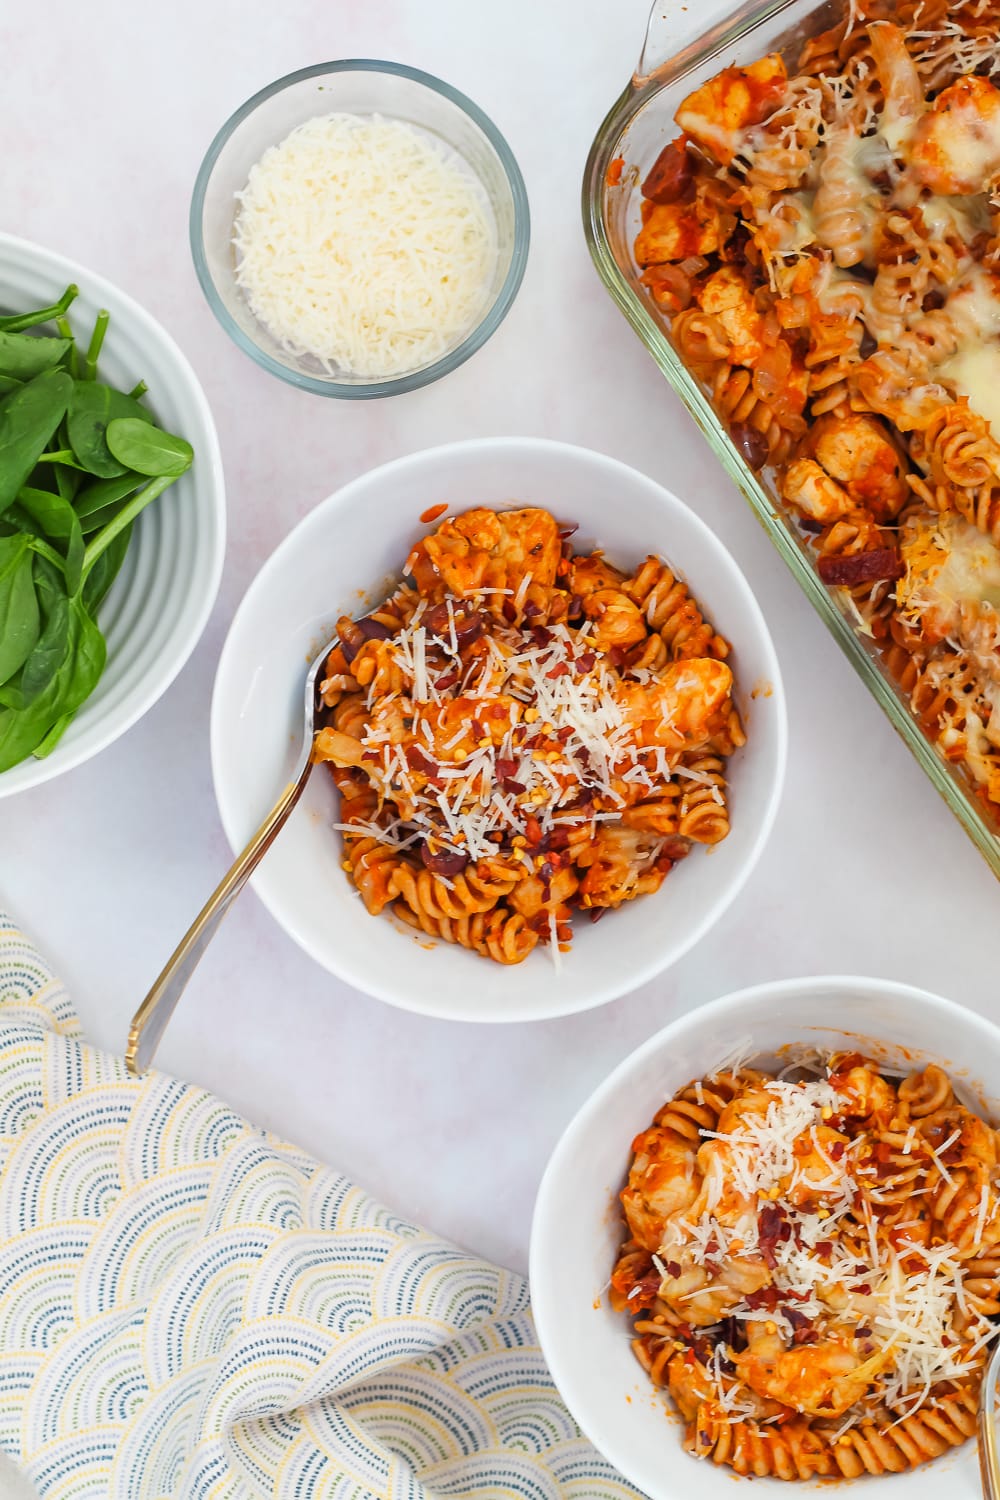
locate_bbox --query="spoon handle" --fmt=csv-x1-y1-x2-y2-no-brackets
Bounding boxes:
979,1339,1000,1500
126,762,315,1075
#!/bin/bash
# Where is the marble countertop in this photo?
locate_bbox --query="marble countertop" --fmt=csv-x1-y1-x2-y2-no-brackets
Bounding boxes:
4,0,1000,1276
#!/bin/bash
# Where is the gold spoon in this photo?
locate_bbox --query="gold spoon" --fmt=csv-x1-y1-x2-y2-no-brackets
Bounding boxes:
125,627,341,1074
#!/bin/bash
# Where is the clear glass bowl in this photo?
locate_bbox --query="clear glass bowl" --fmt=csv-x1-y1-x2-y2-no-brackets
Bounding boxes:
582,0,1000,881
190,60,529,398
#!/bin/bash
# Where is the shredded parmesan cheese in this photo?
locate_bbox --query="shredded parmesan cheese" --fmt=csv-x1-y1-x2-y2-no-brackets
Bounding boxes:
234,113,497,378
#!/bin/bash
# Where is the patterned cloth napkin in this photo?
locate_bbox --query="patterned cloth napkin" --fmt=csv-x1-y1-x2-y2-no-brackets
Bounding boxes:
0,913,639,1500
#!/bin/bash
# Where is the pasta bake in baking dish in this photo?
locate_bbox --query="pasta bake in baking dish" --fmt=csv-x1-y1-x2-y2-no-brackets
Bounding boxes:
611,1049,1000,1479
311,505,743,964
632,1,1000,818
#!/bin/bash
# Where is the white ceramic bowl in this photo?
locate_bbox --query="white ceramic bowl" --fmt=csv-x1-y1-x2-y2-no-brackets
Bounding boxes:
211,437,786,1021
0,234,225,797
530,976,1000,1500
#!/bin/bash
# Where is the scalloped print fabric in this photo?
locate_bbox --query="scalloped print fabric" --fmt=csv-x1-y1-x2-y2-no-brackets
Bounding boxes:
0,914,638,1500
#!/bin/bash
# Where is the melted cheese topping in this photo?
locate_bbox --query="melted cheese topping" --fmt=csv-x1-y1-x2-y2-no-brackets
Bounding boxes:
939,345,1000,431
899,510,1000,642
914,77,1000,194
234,114,496,379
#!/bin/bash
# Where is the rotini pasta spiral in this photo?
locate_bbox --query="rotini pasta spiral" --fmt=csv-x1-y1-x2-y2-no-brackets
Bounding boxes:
394,900,538,964
612,1047,1000,1481
314,506,743,965
677,754,730,844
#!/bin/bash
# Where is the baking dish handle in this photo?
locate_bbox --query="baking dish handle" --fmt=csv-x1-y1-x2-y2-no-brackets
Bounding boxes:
637,0,705,81
636,0,793,84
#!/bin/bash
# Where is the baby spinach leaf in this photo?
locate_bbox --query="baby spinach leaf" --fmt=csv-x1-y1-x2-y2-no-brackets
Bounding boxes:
0,594,106,770
67,380,152,478
0,331,71,380
82,521,132,613
16,487,84,594
32,711,73,759
0,369,73,514
73,471,142,520
106,417,192,477
0,376,22,396
0,534,40,683
9,555,71,707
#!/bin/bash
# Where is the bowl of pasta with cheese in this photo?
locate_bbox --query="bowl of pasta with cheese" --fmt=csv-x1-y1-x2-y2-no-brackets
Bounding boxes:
530,975,1000,1497
210,437,785,1020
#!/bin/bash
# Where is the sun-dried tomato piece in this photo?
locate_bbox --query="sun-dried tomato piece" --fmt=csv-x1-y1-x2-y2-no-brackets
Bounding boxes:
818,549,904,586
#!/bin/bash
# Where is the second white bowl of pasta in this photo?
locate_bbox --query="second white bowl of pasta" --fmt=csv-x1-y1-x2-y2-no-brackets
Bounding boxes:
530,976,1000,1497
211,437,785,1020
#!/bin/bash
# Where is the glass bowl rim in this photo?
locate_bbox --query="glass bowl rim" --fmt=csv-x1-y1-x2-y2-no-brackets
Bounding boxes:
189,57,531,399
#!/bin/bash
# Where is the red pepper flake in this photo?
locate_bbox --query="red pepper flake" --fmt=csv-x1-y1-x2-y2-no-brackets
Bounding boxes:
546,662,570,679
556,725,575,743
502,598,518,622
828,1140,845,1160
745,1286,782,1311
495,757,518,781
436,671,458,690
419,502,449,524
525,815,543,846
568,594,583,617
576,651,596,673
524,600,541,618
856,1326,871,1339
855,1283,872,1296
530,624,553,647
505,779,526,794
664,1260,681,1278
405,744,437,774
607,645,626,668
588,906,608,923
815,1240,833,1258
538,861,553,881
757,1203,791,1268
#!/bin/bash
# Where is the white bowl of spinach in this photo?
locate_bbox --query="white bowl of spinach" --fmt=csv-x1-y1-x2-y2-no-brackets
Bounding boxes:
0,234,225,795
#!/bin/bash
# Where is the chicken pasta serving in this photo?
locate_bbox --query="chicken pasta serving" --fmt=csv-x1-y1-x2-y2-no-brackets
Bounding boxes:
611,1051,1000,1480
632,1,1000,818
311,506,743,965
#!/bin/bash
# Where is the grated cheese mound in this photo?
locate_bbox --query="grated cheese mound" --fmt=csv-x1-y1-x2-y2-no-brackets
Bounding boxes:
234,113,497,379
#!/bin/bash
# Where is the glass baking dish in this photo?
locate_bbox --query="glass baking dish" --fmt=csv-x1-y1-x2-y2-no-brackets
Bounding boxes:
582,0,1000,879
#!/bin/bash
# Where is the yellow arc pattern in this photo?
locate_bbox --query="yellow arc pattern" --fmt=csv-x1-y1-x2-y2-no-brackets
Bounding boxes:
0,914,638,1500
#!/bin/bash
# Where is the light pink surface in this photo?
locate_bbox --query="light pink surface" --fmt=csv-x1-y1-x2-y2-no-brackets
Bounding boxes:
3,0,1000,1274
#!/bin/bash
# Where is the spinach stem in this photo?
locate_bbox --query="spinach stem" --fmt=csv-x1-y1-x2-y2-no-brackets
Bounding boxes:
0,284,79,333
82,475,174,577
56,317,79,377
128,379,148,400
84,310,109,380
27,537,66,572
35,450,86,468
